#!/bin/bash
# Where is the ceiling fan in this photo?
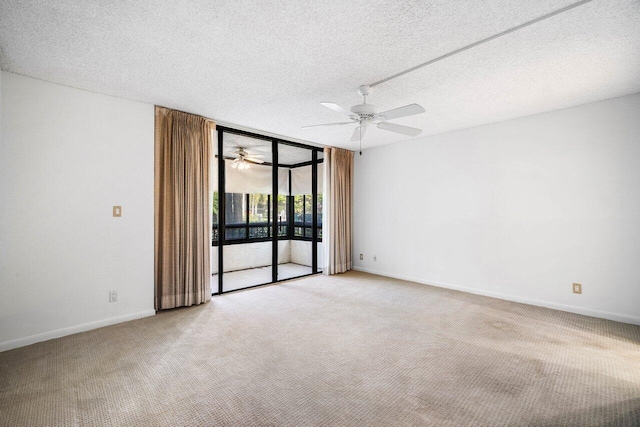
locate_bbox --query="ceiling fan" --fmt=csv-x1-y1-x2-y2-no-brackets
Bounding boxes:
303,85,425,143
226,147,265,170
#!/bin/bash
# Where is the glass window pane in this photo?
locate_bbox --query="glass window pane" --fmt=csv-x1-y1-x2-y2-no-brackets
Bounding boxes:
225,193,247,240
304,195,312,225
248,194,270,239
212,191,219,244
294,195,304,235
277,195,287,237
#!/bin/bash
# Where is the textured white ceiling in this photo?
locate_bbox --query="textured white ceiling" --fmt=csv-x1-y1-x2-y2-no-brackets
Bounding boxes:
1,0,639,150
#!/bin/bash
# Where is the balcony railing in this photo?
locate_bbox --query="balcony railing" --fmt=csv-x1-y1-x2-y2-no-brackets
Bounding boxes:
212,221,322,245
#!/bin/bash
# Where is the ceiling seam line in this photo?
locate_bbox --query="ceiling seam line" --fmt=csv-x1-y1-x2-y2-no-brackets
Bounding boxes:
368,0,595,88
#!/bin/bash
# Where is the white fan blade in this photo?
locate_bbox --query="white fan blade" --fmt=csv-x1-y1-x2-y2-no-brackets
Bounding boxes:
228,144,271,153
350,124,368,142
378,104,425,121
246,146,271,153
377,122,422,137
302,121,354,129
246,158,265,164
243,152,265,158
320,102,355,117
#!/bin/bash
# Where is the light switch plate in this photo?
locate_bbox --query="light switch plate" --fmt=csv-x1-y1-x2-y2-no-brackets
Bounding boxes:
113,206,122,217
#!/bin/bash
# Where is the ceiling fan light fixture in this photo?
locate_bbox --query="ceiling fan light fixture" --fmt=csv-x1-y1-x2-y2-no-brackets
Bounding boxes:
231,157,250,170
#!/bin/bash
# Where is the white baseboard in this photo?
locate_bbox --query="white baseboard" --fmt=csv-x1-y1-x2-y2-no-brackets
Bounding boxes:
352,266,640,326
0,310,156,352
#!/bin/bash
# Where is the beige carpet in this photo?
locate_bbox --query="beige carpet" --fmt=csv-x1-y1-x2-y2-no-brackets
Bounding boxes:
1,271,639,426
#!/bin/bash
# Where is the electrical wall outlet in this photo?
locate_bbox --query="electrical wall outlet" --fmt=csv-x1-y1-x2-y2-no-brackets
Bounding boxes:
359,254,363,260
109,290,118,303
373,256,377,262
572,283,582,294
113,206,122,217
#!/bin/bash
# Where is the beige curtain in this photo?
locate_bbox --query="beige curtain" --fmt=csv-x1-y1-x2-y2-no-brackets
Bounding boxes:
322,147,354,274
155,106,214,310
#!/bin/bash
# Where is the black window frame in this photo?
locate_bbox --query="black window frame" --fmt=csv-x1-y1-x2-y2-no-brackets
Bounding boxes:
213,126,324,295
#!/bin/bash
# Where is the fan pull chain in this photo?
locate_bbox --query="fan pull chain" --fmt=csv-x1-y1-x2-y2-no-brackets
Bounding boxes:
359,125,362,156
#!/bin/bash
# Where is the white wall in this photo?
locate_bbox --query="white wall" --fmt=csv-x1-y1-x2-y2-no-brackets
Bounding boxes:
291,240,323,268
0,72,155,351
211,240,322,274
210,240,323,272
354,93,640,325
211,240,291,273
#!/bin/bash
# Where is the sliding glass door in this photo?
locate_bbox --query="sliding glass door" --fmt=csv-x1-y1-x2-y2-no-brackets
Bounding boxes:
213,127,322,294
221,132,273,292
279,143,313,280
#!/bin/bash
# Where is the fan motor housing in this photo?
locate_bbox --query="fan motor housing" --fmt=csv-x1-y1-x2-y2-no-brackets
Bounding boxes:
350,103,379,115
357,85,373,97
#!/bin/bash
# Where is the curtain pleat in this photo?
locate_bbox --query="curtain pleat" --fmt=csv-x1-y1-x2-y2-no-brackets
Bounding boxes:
323,147,353,274
155,106,214,310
